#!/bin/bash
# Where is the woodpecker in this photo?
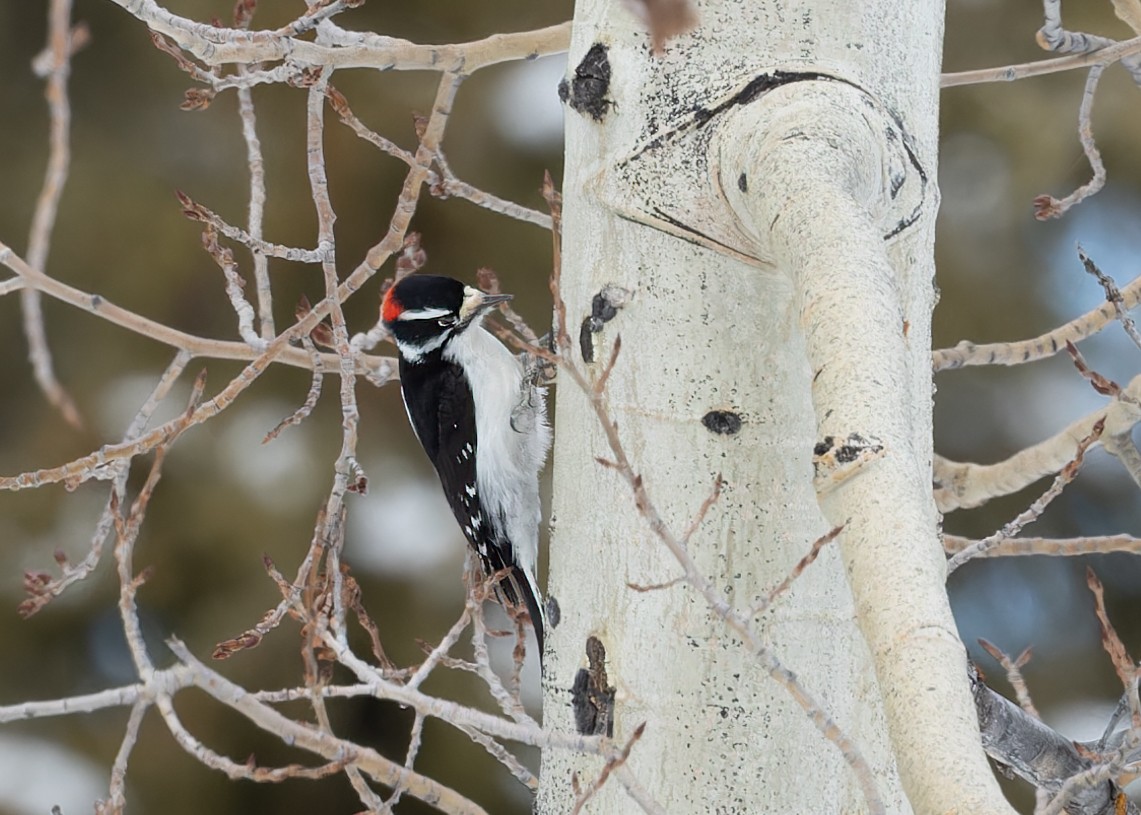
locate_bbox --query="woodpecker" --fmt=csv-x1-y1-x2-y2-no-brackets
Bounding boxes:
382,274,551,656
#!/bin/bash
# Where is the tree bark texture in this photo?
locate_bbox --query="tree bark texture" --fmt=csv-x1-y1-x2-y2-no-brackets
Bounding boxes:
542,1,1015,813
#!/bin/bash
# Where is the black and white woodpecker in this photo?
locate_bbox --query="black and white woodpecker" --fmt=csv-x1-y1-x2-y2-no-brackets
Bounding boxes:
382,274,551,656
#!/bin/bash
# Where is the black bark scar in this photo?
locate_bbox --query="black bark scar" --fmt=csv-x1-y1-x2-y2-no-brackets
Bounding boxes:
580,287,626,362
571,635,616,736
558,43,613,122
702,410,742,435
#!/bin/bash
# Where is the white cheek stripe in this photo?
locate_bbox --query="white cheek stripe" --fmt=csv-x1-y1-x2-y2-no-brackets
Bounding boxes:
398,307,453,321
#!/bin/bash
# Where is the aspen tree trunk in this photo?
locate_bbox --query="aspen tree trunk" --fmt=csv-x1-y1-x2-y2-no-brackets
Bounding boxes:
541,1,1017,813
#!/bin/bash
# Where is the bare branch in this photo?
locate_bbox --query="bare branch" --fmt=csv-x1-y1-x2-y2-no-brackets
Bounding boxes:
571,722,647,814
430,148,552,229
169,639,493,814
933,273,1141,371
200,224,266,349
18,350,190,617
0,241,394,379
944,534,1141,558
1032,65,1107,220
102,700,149,814
1036,0,1141,84
264,338,325,443
108,2,571,73
23,0,83,429
978,639,1039,719
177,190,327,263
751,525,843,618
971,666,1122,814
0,671,191,723
212,526,323,660
1086,568,1140,731
1078,247,1141,352
933,384,1125,512
155,693,352,784
406,608,473,690
941,34,1141,87
946,418,1105,574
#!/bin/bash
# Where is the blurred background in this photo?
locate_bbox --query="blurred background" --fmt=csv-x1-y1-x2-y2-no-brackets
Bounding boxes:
0,1,1139,813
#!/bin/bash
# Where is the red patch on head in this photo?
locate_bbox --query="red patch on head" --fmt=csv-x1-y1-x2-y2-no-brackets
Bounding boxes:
382,285,403,324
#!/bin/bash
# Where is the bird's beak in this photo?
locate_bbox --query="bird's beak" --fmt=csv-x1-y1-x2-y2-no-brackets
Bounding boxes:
459,287,513,323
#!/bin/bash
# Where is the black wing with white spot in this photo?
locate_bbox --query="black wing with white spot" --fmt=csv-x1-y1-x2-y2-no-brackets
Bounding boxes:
398,358,528,608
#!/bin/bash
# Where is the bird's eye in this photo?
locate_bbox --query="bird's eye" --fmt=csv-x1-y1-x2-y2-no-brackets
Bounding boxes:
437,316,456,327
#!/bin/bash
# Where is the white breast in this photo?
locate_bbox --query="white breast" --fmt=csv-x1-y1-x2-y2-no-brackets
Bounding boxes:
443,325,551,576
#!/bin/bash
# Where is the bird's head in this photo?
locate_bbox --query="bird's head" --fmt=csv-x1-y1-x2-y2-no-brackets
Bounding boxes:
382,274,512,364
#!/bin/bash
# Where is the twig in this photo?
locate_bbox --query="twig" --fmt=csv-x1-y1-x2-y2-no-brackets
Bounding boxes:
23,0,83,429
431,149,552,229
343,567,397,672
102,699,149,814
233,1,271,343
112,371,203,680
944,534,1141,558
325,89,552,230
946,418,1105,574
305,70,363,654
1032,65,1107,220
611,764,669,815
542,173,571,353
406,608,473,690
571,723,647,814
325,83,416,163
468,584,531,724
270,0,358,38
263,338,325,442
1036,0,1141,84
933,273,1141,371
1078,247,1141,351
2,367,217,492
1066,343,1141,493
751,525,843,617
456,724,539,790
978,639,1039,718
933,390,1120,512
381,711,427,811
18,350,190,617
168,639,493,815
309,661,384,813
177,190,327,263
1066,342,1135,403
0,240,394,379
212,525,324,659
478,267,541,346
941,34,1141,87
200,224,265,349
593,333,622,394
109,1,571,73
155,693,351,783
1086,569,1141,731
0,671,188,723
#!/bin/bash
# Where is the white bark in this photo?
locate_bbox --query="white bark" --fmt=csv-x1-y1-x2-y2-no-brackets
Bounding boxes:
543,0,1018,814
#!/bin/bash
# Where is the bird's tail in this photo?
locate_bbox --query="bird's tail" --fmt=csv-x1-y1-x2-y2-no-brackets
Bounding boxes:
505,565,545,661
